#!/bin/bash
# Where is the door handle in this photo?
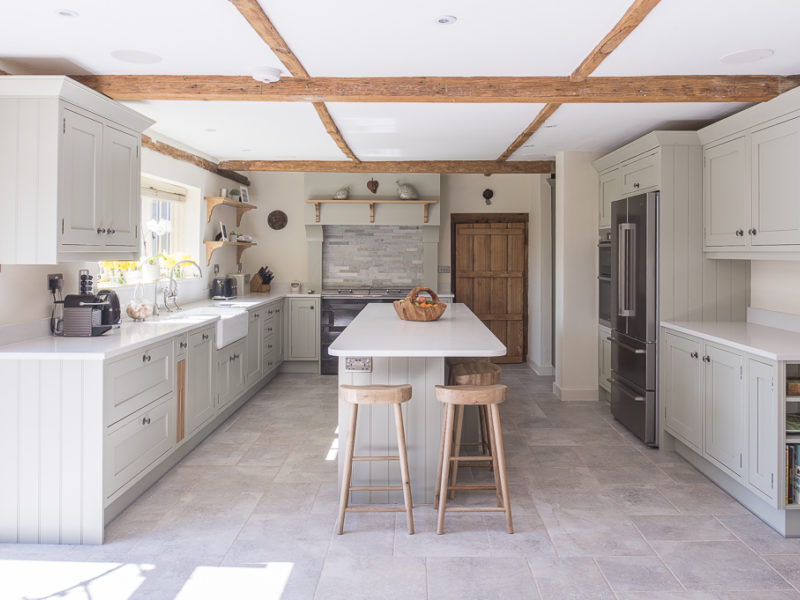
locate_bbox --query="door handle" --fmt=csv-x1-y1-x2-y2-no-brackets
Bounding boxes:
702,355,711,363
609,377,645,401
609,337,646,354
618,222,636,317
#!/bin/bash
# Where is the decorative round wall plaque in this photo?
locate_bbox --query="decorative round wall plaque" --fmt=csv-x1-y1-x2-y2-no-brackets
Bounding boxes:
267,210,288,230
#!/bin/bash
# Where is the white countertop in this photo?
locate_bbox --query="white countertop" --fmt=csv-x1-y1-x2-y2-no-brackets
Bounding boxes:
0,293,289,360
329,302,506,357
661,320,800,361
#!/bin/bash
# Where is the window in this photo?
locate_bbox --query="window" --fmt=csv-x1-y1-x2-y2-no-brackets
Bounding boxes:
141,177,186,258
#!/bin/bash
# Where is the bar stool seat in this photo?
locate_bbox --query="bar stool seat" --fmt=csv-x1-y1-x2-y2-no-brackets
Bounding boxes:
434,384,513,535
337,384,415,535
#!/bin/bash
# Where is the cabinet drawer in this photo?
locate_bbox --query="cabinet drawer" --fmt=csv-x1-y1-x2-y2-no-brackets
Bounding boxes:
104,397,173,499
620,152,659,195
105,340,174,426
263,333,280,371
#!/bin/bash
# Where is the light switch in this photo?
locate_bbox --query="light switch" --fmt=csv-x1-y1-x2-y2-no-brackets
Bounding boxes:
345,357,372,372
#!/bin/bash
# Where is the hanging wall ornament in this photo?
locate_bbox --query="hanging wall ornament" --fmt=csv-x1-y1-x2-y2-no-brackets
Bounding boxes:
366,178,379,194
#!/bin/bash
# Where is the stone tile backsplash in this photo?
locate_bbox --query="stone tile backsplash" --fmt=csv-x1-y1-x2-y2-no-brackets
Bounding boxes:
323,225,423,287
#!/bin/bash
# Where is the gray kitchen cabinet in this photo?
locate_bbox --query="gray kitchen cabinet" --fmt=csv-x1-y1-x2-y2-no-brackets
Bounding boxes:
750,117,800,246
619,151,660,196
186,325,215,435
263,301,283,372
286,297,320,361
597,324,611,393
703,343,746,479
217,338,246,409
703,136,749,248
598,169,618,229
662,331,704,453
748,358,778,502
244,307,264,388
0,76,152,263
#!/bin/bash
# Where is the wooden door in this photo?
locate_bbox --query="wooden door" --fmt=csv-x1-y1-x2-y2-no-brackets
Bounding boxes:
453,218,527,363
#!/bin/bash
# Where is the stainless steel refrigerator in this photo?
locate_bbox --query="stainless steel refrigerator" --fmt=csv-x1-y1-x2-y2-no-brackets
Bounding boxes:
610,191,659,446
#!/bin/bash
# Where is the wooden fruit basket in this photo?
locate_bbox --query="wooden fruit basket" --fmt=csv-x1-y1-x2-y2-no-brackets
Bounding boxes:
393,287,447,321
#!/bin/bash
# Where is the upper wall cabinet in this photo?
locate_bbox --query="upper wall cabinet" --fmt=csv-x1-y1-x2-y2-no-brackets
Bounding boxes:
0,76,154,264
699,86,800,259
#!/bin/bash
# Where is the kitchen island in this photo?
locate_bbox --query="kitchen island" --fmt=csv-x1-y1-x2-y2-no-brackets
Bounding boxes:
329,302,506,504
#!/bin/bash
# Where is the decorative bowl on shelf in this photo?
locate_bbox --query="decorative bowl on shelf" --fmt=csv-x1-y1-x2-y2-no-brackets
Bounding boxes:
393,287,447,321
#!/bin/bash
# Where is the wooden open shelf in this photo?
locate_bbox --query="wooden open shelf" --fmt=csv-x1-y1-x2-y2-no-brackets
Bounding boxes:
203,241,257,266
305,199,436,223
206,196,256,227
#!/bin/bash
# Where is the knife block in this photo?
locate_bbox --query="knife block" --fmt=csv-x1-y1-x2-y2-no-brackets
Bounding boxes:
250,277,271,293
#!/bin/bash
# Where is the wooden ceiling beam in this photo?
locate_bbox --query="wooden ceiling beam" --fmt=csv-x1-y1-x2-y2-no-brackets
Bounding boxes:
228,0,309,78
497,103,562,161
216,160,555,175
571,0,662,82
142,135,251,186
312,102,359,162
75,74,800,103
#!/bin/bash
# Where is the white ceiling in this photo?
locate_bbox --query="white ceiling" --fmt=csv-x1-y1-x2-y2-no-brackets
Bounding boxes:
1,0,799,164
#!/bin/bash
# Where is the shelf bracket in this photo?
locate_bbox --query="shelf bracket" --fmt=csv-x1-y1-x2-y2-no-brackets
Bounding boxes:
313,201,320,223
423,204,429,223
369,202,375,223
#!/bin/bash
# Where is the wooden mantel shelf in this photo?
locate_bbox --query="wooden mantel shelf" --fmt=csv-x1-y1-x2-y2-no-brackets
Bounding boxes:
305,199,437,223
203,241,257,266
206,196,256,227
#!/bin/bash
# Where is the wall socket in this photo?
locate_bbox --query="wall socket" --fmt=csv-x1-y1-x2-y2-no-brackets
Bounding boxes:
47,273,64,292
344,357,372,373
213,264,219,275
438,265,451,273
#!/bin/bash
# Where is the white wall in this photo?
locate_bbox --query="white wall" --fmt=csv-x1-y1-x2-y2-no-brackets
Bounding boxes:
554,151,600,401
750,261,800,315
529,176,553,375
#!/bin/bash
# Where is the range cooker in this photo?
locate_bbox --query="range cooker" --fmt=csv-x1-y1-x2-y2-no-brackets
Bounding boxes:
320,287,411,374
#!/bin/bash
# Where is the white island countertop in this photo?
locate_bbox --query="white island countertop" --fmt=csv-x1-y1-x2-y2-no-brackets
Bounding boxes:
329,302,506,357
662,320,800,361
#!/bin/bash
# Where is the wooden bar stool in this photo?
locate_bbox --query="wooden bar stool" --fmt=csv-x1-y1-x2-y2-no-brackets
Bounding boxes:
337,384,415,535
440,361,502,504
434,384,513,535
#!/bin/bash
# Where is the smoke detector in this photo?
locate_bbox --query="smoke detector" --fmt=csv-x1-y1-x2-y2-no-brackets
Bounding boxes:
252,67,283,83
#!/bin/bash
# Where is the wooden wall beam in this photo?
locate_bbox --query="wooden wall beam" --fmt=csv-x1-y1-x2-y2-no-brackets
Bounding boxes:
142,135,251,186
74,74,800,104
571,0,662,82
228,0,309,78
497,103,562,161
216,159,555,174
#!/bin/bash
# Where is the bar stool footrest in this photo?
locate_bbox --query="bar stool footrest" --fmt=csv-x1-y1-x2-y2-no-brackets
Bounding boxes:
346,506,412,513
353,456,400,462
444,506,506,513
349,485,403,491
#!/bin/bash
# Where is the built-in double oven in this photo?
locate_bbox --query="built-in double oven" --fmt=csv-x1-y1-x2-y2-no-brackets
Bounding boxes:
598,228,612,327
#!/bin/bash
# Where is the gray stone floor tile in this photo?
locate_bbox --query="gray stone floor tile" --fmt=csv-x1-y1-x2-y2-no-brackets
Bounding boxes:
596,486,680,516
595,555,683,592
657,484,751,516
393,509,492,557
427,556,540,599
763,555,800,587
528,556,615,600
315,555,426,600
653,540,792,591
615,593,718,600
719,515,800,555
632,515,736,542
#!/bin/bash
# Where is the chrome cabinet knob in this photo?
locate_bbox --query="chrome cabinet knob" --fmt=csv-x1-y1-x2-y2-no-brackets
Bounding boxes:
690,351,698,359
97,227,106,234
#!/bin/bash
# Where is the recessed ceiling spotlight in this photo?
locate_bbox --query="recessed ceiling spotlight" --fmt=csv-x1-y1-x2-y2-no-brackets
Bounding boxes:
204,128,217,133
110,49,162,64
241,148,252,152
55,8,79,17
542,124,558,129
252,67,282,83
436,15,457,25
720,48,774,64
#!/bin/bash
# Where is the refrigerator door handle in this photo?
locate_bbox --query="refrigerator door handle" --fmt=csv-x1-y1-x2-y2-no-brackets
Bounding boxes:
617,222,636,317
609,337,646,354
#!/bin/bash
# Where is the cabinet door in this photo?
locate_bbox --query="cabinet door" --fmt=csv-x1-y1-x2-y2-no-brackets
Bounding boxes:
751,118,800,246
288,298,319,360
704,343,746,477
217,339,245,409
747,358,778,503
60,108,103,246
598,325,611,392
662,331,703,452
186,327,214,435
619,152,659,195
598,170,619,229
103,125,140,248
703,137,748,248
245,308,263,387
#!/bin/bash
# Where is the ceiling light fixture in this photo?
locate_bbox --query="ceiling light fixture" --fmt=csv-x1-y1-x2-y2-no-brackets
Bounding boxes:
55,8,79,17
110,49,162,64
720,48,774,64
436,15,457,25
252,67,282,83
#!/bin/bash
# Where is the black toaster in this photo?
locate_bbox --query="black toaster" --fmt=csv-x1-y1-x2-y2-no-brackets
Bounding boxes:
211,277,237,299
